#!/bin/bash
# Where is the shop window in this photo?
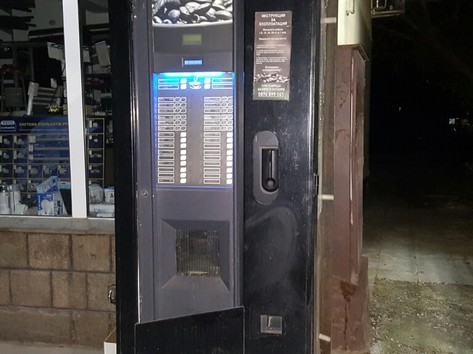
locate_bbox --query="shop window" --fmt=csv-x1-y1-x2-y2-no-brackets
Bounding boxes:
0,0,114,219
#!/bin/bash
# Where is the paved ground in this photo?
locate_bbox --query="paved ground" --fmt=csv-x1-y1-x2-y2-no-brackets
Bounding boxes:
2,157,472,354
0,342,102,354
364,157,473,353
365,196,473,287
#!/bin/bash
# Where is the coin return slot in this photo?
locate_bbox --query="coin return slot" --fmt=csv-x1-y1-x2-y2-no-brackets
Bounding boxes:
260,315,283,335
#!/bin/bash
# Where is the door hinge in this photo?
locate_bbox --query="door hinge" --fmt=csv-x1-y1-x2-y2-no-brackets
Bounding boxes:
314,173,319,197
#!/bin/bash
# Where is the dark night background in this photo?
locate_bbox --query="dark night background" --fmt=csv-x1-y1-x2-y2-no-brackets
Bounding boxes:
369,0,473,201
371,0,473,161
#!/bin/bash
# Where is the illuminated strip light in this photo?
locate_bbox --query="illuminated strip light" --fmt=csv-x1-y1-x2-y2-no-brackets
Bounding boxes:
204,155,221,161
158,161,175,166
204,108,227,113
204,138,221,143
158,78,180,83
158,85,180,90
204,103,227,108
160,126,176,131
204,144,221,149
204,168,221,173
158,167,174,172
183,59,203,66
158,172,174,178
204,132,220,137
158,178,175,184
204,126,221,131
158,118,177,122
158,143,175,149
204,97,223,102
204,179,221,184
212,78,233,83
159,72,228,78
158,108,182,113
204,121,221,126
204,161,220,166
204,150,221,156
212,84,233,90
158,150,175,156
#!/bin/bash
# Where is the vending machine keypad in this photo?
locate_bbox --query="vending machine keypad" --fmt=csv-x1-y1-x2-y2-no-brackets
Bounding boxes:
153,72,234,187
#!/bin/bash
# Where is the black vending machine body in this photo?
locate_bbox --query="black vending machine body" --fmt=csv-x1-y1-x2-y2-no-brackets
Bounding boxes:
243,1,318,353
111,0,319,352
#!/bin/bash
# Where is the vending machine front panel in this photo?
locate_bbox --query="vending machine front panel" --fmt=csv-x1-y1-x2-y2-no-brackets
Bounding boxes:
135,0,240,324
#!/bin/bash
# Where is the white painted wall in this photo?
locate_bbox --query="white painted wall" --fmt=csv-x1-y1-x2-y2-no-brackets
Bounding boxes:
1,1,108,42
338,0,372,54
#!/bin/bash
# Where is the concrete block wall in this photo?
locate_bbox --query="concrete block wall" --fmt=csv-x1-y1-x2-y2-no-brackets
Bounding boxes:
0,230,115,348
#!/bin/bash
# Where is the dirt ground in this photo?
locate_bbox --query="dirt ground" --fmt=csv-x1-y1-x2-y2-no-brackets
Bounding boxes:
366,159,473,354
370,271,473,354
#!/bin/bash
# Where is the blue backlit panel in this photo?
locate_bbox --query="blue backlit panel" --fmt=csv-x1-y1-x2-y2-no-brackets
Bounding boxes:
153,72,234,187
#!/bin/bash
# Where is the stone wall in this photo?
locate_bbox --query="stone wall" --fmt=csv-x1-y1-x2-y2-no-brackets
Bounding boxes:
0,230,115,348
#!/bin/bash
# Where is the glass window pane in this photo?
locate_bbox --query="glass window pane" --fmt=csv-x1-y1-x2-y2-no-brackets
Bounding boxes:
78,1,114,218
0,1,70,216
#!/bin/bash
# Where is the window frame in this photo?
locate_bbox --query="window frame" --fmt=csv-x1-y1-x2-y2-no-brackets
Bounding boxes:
63,0,88,218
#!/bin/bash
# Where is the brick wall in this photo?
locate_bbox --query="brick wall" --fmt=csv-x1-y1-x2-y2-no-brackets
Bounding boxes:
0,230,115,348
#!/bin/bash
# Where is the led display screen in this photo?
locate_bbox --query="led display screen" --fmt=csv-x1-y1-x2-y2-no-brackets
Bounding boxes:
183,58,204,66
183,34,203,46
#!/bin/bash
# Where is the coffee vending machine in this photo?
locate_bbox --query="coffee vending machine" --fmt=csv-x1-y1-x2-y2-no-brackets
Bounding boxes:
112,0,319,352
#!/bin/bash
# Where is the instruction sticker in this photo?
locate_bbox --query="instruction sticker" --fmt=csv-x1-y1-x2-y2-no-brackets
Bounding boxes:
253,11,293,101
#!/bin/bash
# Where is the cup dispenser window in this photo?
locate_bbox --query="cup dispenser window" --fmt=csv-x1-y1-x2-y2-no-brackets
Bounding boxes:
176,229,220,277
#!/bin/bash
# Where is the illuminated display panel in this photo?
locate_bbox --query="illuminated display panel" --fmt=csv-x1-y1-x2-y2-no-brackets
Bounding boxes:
152,72,234,187
182,34,202,46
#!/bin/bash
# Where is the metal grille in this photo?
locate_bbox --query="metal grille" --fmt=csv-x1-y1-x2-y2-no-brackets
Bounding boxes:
176,229,220,277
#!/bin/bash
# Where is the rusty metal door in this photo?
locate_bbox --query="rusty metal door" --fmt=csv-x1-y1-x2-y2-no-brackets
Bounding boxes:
331,45,370,352
334,45,366,284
